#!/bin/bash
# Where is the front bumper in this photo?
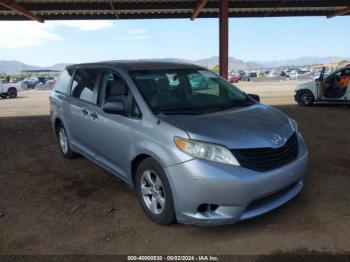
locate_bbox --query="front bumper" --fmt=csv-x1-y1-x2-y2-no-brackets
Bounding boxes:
165,133,308,226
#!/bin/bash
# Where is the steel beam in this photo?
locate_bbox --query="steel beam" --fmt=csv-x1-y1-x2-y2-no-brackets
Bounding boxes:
3,1,350,12
0,0,43,22
327,6,350,18
191,0,208,20
264,0,288,17
219,0,229,79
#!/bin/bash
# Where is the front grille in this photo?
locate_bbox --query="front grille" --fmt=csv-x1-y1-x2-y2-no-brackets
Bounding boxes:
231,133,299,172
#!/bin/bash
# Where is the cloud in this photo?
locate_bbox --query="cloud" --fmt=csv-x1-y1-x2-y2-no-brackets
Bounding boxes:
127,28,148,35
118,27,149,40
120,35,150,40
0,20,115,49
0,22,62,48
162,32,183,37
50,20,114,31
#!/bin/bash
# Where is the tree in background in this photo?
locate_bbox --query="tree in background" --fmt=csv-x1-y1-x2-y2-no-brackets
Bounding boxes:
211,65,220,73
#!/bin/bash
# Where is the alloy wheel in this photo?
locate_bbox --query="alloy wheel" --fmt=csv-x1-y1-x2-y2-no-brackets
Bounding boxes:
59,128,68,154
140,169,166,215
300,92,312,105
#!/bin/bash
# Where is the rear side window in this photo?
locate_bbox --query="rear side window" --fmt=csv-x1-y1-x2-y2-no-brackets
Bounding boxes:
54,69,74,94
71,68,100,104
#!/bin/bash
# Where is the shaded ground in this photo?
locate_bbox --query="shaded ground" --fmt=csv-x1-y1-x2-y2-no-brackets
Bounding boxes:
0,87,349,255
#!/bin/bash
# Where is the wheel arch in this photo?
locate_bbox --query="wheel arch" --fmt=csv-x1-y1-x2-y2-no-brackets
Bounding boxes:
8,86,17,91
296,88,316,98
54,117,63,134
130,152,168,188
131,154,152,188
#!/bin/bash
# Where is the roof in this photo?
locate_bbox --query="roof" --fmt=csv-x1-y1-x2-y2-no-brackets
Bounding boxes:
66,60,204,70
1,0,350,21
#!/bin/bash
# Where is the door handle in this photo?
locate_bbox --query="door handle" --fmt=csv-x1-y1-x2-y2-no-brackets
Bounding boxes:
82,108,89,116
90,111,98,120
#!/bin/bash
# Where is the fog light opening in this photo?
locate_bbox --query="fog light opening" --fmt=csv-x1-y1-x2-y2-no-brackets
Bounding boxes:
197,204,219,213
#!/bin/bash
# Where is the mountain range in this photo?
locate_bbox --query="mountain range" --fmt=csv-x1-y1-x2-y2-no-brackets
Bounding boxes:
1,56,349,73
0,60,70,73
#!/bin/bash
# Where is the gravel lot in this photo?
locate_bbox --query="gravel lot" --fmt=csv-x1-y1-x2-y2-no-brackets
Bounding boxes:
0,80,349,255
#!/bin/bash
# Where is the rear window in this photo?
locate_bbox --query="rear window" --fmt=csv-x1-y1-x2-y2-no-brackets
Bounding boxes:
54,69,74,94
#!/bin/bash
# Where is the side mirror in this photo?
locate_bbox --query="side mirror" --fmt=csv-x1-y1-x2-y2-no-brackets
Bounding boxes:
102,100,126,115
248,93,260,102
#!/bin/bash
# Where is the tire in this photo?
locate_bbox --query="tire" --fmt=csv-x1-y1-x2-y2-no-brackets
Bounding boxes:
135,158,176,225
7,88,17,99
56,123,77,159
0,94,7,99
296,90,315,106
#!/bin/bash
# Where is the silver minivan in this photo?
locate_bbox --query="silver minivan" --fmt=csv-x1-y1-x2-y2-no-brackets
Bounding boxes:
50,61,308,226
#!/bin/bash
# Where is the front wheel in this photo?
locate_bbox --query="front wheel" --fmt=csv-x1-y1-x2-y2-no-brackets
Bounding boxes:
136,158,176,225
296,90,315,106
0,94,7,99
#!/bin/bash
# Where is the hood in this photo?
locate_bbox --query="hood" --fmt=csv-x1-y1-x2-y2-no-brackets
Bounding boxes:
295,80,316,91
160,104,295,149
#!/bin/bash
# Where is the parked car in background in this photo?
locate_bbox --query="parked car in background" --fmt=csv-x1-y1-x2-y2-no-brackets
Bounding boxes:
50,61,308,226
188,73,209,90
295,66,350,106
0,80,21,98
257,71,265,78
267,71,281,77
289,70,311,80
228,71,240,83
241,72,257,81
37,77,47,84
280,71,288,77
238,71,246,80
22,79,38,89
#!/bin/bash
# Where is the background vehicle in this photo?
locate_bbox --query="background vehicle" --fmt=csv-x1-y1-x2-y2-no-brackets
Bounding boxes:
295,66,350,106
228,71,240,83
241,72,257,81
280,71,288,77
267,70,281,77
0,80,20,98
22,79,38,89
188,73,209,89
289,70,311,80
257,71,265,78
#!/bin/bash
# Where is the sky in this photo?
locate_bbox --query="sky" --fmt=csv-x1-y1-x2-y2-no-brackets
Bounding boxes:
0,16,349,66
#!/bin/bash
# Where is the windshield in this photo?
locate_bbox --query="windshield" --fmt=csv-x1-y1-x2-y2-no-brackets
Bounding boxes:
130,68,253,115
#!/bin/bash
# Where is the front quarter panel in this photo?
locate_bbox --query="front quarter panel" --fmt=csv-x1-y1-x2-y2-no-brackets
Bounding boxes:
131,117,194,170
295,80,317,97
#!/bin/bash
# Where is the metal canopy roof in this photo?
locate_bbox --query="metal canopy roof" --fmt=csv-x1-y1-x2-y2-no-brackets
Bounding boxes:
0,0,350,21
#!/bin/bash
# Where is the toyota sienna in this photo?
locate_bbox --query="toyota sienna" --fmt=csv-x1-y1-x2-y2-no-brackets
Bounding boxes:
50,61,308,226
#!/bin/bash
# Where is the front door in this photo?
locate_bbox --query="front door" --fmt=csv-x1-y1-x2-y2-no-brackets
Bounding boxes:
321,68,350,100
92,70,142,179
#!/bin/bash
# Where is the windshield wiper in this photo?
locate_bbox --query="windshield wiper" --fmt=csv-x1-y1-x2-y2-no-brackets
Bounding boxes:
154,108,201,115
153,99,255,115
191,101,253,113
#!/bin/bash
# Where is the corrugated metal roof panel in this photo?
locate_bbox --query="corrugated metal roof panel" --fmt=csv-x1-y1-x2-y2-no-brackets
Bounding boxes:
0,0,349,20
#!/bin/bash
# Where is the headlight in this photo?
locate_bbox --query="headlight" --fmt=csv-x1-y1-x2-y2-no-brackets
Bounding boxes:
174,137,240,166
289,118,298,132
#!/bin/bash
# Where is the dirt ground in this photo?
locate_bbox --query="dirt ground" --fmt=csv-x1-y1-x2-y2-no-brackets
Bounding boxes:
0,81,349,255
